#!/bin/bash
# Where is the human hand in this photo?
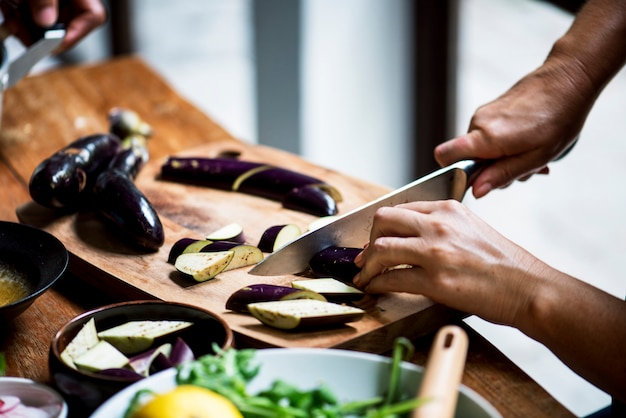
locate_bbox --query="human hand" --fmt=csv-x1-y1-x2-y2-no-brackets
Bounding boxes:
0,0,107,52
352,200,553,327
434,57,595,199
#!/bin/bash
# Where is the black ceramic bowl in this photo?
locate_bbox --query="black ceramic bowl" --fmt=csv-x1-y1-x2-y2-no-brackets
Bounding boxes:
0,221,69,321
49,300,235,413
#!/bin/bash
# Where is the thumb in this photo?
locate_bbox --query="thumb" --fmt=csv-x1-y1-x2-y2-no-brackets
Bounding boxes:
434,130,490,168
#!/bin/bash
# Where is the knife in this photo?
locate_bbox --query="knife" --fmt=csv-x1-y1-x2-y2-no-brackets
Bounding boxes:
248,160,481,276
0,15,66,89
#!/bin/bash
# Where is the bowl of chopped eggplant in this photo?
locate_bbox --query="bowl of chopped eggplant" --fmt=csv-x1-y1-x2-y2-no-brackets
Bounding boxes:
49,300,234,414
0,221,69,321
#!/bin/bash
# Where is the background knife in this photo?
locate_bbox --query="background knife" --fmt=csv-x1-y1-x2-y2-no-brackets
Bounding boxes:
248,160,480,276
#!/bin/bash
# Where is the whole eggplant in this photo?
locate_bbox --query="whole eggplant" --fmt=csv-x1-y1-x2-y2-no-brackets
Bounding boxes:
29,133,121,209
93,138,164,252
93,169,164,252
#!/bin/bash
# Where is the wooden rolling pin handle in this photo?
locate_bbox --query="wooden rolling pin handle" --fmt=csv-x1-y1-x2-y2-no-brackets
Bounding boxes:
412,325,469,418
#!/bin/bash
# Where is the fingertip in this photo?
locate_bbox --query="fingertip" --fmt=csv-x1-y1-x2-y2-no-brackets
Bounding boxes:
472,181,492,199
33,6,57,27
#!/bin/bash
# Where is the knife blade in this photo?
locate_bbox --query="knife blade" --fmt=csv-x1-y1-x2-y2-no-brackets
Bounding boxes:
0,23,66,89
248,160,479,276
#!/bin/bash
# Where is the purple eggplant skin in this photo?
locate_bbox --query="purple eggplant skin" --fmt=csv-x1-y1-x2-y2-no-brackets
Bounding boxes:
108,138,150,180
160,157,342,216
28,133,122,209
237,167,321,200
93,170,164,251
169,337,195,365
309,246,363,282
167,238,200,263
96,368,144,381
282,185,338,216
256,225,285,253
226,284,326,313
160,157,264,190
167,239,241,264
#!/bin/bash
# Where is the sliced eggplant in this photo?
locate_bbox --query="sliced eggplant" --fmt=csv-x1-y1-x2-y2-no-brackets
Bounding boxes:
167,238,202,264
59,317,99,369
292,278,364,302
167,239,214,263
221,244,264,270
127,343,172,376
174,251,235,282
247,299,365,330
225,284,326,313
205,222,245,243
29,133,121,209
93,169,165,252
160,157,342,216
97,320,192,355
160,157,264,190
72,340,129,372
309,246,362,282
257,224,301,253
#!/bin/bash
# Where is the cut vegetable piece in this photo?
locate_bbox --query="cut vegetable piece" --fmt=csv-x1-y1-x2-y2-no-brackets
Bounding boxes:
237,167,321,200
159,157,342,216
200,241,242,252
160,157,264,190
128,343,172,376
73,340,129,372
308,216,338,231
97,368,143,381
97,320,193,354
292,278,364,302
257,224,302,253
225,284,326,313
169,337,195,366
174,251,234,282
222,245,264,271
205,223,245,243
282,185,338,216
60,317,99,369
247,299,365,330
183,239,214,254
167,237,200,264
309,246,362,282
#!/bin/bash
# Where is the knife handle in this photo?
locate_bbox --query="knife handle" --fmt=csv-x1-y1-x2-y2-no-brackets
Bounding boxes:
412,325,469,418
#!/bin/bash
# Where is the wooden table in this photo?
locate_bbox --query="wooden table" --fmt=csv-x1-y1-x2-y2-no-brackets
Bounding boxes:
0,57,575,417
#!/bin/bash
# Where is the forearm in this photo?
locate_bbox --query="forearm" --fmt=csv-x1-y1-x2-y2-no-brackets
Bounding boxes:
514,264,626,401
546,0,626,97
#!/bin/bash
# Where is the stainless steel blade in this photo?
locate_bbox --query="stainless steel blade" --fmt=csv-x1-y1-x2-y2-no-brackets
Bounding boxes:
248,160,477,276
6,26,65,88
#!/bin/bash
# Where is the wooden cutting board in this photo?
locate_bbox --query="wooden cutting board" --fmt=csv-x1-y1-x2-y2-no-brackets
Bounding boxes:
17,140,462,353
12,58,462,354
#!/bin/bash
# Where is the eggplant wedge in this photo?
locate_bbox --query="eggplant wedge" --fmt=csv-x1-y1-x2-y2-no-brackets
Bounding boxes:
226,283,326,313
247,299,365,330
160,156,342,216
29,133,121,209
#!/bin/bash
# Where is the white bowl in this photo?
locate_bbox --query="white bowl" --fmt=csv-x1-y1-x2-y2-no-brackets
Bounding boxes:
0,377,67,418
90,348,501,418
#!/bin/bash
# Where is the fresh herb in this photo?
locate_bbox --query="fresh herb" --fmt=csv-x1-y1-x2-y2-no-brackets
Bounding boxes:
0,352,6,376
126,338,427,417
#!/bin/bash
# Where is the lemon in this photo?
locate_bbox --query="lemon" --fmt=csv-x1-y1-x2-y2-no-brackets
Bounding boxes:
131,385,243,418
